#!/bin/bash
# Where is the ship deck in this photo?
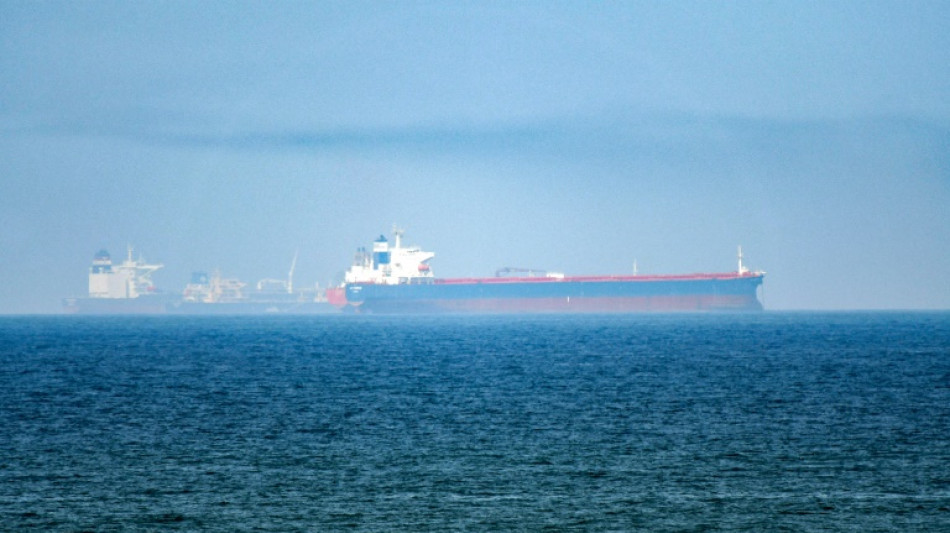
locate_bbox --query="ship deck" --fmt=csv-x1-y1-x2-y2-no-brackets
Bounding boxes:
433,272,763,285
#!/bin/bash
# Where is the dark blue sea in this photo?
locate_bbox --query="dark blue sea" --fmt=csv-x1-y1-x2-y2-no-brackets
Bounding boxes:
1,313,948,532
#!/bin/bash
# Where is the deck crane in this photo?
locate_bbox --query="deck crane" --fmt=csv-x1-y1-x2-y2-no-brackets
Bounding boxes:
288,250,298,294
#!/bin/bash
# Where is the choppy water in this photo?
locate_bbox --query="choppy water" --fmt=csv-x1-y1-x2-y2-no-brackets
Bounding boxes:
1,313,948,531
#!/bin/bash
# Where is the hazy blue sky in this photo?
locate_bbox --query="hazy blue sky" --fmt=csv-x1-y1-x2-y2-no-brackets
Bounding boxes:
2,1,948,312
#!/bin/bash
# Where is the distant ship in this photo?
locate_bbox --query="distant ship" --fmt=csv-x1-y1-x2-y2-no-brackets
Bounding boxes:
166,259,336,315
62,247,170,314
64,248,336,315
327,229,765,313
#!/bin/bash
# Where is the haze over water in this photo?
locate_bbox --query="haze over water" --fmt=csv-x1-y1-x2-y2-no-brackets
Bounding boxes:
2,2,949,313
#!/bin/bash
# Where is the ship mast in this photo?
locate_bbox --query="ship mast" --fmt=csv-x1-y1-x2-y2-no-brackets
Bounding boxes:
737,246,749,275
392,224,404,249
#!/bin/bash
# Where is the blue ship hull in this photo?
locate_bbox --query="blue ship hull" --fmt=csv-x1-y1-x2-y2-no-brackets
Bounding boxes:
344,274,764,314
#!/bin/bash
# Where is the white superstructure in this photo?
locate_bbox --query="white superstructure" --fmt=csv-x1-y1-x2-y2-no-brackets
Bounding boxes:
88,246,163,299
181,271,247,303
344,227,435,285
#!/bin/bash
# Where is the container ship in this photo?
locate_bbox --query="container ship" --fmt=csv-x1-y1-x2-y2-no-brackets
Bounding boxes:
63,248,336,315
327,229,765,314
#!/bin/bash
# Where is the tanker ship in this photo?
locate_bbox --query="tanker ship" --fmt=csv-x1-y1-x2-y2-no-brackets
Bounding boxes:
62,247,171,314
166,261,336,315
327,229,765,314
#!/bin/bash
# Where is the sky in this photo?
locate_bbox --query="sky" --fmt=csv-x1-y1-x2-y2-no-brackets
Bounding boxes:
1,0,948,312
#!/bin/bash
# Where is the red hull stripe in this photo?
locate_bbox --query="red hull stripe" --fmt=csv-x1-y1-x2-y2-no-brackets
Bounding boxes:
381,295,759,313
